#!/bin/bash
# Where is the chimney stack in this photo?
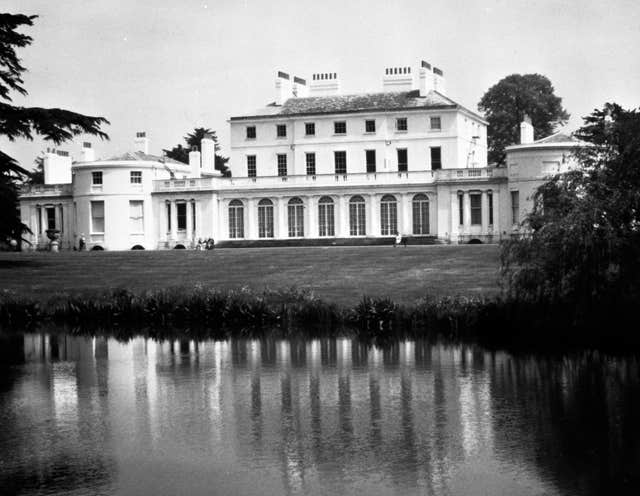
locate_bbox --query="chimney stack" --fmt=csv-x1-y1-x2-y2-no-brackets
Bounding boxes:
432,67,446,94
309,72,341,96
292,76,308,98
418,60,433,97
134,131,149,154
382,66,414,93
520,115,534,144
201,133,215,175
81,142,95,162
189,146,201,178
44,149,72,185
275,71,292,105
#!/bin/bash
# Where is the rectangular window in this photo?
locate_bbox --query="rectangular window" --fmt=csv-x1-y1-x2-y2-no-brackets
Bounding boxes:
511,191,520,225
470,193,482,225
397,149,408,172
306,153,316,176
334,121,346,135
430,116,441,130
334,151,347,175
365,120,376,133
247,155,256,177
430,147,442,170
46,207,56,230
458,194,464,225
488,192,494,225
246,126,256,139
166,203,171,232
192,202,196,232
277,154,288,177
305,122,315,136
177,202,187,231
92,171,103,185
276,124,287,138
130,171,142,184
366,150,376,173
396,117,408,131
129,200,144,233
91,201,105,233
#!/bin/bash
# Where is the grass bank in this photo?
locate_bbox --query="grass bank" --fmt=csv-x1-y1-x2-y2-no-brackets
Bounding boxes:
2,286,638,351
0,245,500,305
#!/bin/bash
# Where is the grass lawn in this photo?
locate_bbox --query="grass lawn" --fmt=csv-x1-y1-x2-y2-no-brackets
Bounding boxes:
0,245,500,305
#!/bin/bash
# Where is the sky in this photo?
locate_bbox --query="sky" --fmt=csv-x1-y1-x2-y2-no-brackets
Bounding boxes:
3,0,639,171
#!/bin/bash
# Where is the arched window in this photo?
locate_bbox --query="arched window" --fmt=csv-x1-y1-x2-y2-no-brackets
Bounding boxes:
380,194,398,236
412,194,430,235
349,195,366,236
288,197,304,237
228,199,244,239
258,199,274,238
318,196,335,237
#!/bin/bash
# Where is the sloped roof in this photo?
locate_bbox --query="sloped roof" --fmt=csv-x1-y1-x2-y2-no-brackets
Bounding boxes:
533,132,581,144
230,90,486,122
102,151,186,165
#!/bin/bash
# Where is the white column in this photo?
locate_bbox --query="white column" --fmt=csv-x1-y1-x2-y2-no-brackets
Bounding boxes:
170,200,177,240
401,193,411,236
463,192,471,233
277,198,287,239
39,206,45,235
450,192,459,239
307,196,317,238
368,193,379,236
493,191,499,235
481,191,489,234
247,198,256,239
54,205,61,233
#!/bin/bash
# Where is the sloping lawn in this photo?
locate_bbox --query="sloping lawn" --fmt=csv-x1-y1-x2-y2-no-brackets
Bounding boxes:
0,245,500,305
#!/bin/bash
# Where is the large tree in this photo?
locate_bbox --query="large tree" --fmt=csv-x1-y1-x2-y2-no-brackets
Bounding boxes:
478,74,569,165
501,103,640,309
0,13,109,242
164,127,230,177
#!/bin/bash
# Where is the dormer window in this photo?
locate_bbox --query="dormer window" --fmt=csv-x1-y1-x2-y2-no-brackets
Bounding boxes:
396,117,408,132
276,124,287,138
246,126,256,139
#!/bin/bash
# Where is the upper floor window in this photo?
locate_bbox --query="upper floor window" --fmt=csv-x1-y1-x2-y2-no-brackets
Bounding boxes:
305,122,315,136
92,171,103,185
430,116,441,131
277,154,287,177
306,153,316,176
246,126,256,139
396,117,408,132
365,120,376,133
334,121,346,135
276,124,287,138
397,149,408,172
334,151,347,174
366,150,376,173
511,191,520,225
430,147,442,170
247,155,256,177
130,171,142,184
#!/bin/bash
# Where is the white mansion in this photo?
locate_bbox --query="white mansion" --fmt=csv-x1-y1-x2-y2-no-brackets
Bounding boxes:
18,61,580,250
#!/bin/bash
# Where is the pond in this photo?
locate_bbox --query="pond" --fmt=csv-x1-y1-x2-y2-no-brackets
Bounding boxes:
0,333,638,495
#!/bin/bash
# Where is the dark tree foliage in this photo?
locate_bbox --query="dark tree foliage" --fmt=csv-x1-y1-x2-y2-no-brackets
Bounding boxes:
501,104,640,311
479,74,569,165
0,13,109,243
164,127,230,177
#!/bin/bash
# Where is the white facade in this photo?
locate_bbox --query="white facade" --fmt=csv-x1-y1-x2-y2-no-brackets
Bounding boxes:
19,62,579,250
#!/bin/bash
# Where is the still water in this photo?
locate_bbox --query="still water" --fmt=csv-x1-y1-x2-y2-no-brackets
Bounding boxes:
0,333,638,496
